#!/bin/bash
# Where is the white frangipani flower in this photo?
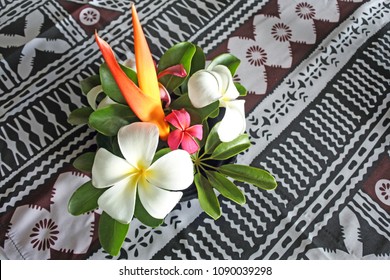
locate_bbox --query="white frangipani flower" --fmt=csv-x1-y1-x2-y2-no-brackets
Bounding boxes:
92,122,194,224
188,65,246,142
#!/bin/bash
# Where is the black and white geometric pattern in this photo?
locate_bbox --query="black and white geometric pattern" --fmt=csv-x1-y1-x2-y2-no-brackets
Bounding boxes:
0,0,389,260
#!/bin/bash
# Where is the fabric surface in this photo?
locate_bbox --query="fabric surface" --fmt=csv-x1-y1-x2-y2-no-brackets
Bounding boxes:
0,0,389,260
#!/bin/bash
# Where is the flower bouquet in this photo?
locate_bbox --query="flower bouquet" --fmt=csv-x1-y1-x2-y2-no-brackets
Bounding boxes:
67,5,277,256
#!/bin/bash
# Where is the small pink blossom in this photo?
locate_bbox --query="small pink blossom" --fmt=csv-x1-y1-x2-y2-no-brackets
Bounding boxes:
165,109,203,154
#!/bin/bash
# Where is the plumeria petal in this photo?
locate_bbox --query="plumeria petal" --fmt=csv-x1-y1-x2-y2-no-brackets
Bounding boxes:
188,70,222,108
165,109,190,130
218,100,246,142
167,129,184,151
86,85,103,110
186,124,203,140
97,96,117,109
181,133,200,154
212,65,240,100
92,148,136,188
165,109,203,153
118,122,159,169
146,149,193,191
138,178,183,219
98,175,138,224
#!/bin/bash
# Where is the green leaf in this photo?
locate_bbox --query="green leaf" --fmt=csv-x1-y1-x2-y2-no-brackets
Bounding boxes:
206,170,246,205
207,53,240,75
198,101,219,121
152,147,171,163
96,134,122,157
89,104,138,136
170,93,192,110
204,124,221,155
99,211,129,256
180,45,206,94
170,94,219,124
189,45,206,75
80,74,101,95
67,107,94,125
235,82,247,96
211,134,251,160
68,180,106,216
219,164,277,190
194,173,221,220
209,107,221,118
134,194,164,228
100,62,137,104
197,120,209,150
158,42,196,92
73,152,96,173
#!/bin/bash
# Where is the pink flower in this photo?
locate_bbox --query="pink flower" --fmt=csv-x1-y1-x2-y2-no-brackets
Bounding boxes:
165,109,203,154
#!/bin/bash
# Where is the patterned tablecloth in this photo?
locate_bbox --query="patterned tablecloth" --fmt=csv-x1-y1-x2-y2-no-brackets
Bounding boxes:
0,0,389,260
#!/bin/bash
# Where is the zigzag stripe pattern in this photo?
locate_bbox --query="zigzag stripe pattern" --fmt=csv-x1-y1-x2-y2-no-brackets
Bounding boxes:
364,45,390,71
154,183,286,259
354,191,390,235
295,128,390,259
266,93,390,260
161,216,244,260
0,128,96,211
352,195,390,239
271,114,390,259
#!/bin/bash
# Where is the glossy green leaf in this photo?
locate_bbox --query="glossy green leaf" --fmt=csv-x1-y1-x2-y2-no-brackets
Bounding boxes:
99,211,129,256
100,62,138,104
158,42,196,92
80,74,101,95
198,101,219,121
96,133,122,157
194,173,221,220
170,93,192,109
204,124,221,154
158,42,195,85
207,53,240,75
197,120,209,150
67,107,94,125
73,152,96,173
170,94,219,124
180,45,206,94
134,194,164,228
211,134,251,160
152,147,171,163
219,164,277,190
206,170,246,205
189,45,206,75
235,82,247,96
68,180,106,216
89,104,138,136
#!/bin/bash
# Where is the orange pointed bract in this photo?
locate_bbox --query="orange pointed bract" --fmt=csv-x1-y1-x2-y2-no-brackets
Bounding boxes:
94,32,169,140
131,5,161,103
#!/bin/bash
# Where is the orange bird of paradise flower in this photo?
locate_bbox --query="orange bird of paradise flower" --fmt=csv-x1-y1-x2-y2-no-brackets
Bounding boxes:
94,5,170,140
